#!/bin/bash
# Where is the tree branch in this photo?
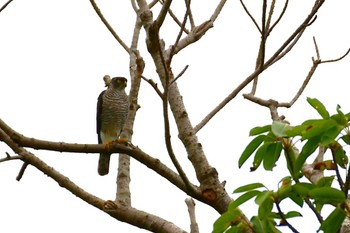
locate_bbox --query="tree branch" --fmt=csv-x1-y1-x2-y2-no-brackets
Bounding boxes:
0,0,13,13
0,126,188,232
0,118,201,198
89,0,132,54
194,0,325,133
171,0,227,55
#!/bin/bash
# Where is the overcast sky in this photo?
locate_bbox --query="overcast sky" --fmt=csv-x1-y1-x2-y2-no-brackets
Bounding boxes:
1,1,350,232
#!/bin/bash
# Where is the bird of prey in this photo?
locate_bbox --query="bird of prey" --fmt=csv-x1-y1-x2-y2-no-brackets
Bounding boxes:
96,77,129,176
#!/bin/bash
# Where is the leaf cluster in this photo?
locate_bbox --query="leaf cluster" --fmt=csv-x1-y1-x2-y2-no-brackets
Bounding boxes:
213,98,350,233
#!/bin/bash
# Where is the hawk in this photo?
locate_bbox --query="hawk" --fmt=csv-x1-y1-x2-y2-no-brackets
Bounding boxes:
96,77,129,176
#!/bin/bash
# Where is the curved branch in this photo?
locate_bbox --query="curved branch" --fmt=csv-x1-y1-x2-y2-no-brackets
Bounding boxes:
0,127,187,233
0,0,13,13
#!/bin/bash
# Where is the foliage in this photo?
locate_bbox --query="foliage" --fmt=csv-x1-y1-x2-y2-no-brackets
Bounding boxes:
214,98,350,233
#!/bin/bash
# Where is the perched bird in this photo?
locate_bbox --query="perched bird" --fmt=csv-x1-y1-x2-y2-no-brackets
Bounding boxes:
96,77,129,176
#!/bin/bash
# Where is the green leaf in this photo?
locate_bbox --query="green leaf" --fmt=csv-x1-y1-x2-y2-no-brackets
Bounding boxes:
292,183,315,197
341,134,350,145
229,190,261,210
271,121,292,137
331,104,348,126
301,119,337,140
249,125,271,136
213,208,242,233
307,97,330,119
239,135,266,168
315,176,334,188
283,146,297,177
319,207,346,233
251,142,272,171
263,142,283,171
309,187,346,204
255,190,273,206
295,137,319,172
330,142,348,168
233,183,265,193
251,216,264,233
287,192,304,207
284,211,302,219
285,125,306,137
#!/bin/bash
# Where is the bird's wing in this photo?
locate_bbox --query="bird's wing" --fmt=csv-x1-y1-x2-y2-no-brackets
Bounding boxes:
96,90,105,144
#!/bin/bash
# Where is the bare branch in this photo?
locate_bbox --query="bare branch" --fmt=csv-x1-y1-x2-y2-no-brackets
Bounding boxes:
0,0,13,13
279,58,320,108
89,0,132,54
156,0,172,29
275,201,300,233
0,118,200,197
171,0,227,55
321,48,350,64
194,0,325,133
1,125,188,232
171,65,189,85
159,0,191,34
268,0,289,34
0,153,21,163
185,198,199,233
239,0,261,33
169,0,191,61
16,162,28,181
185,0,195,30
210,0,227,22
141,75,164,98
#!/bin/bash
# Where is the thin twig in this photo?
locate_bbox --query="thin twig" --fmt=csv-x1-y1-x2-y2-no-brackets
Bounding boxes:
0,0,13,13
169,0,190,62
0,154,21,163
239,0,261,33
185,0,195,30
268,0,289,34
141,75,164,98
279,58,320,108
159,0,190,34
171,65,189,85
16,162,28,181
152,21,197,195
275,201,300,233
194,0,325,133
321,48,350,64
89,0,132,54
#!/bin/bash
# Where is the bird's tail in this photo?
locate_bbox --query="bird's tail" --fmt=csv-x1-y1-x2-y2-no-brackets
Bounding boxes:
98,153,111,176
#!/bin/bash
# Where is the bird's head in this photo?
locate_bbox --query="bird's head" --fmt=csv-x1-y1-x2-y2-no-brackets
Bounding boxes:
110,77,127,90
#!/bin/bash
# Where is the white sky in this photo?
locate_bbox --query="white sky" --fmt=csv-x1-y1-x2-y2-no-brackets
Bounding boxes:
0,0,350,232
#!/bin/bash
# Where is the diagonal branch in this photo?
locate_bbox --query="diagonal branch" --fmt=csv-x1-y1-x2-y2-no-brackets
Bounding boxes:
89,0,132,54
171,0,227,55
0,0,13,13
156,0,172,29
0,127,187,233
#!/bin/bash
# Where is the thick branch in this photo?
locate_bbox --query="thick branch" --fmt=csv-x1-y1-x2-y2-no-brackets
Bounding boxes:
0,118,200,197
0,127,187,233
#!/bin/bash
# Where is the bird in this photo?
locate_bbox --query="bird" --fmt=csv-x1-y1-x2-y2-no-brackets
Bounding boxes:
96,77,129,176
